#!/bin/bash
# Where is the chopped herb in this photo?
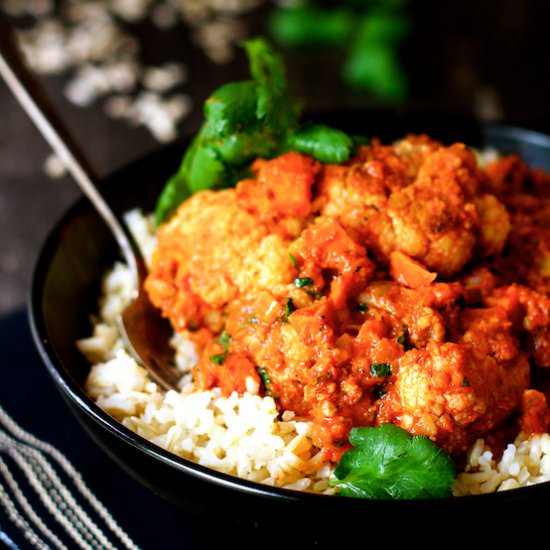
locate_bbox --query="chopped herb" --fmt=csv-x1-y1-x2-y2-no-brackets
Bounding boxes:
257,366,271,386
397,331,407,345
329,424,457,499
289,253,297,268
218,330,231,351
357,302,369,313
294,276,314,288
257,366,276,397
210,330,231,365
370,362,392,377
281,297,296,323
285,297,296,315
461,378,470,387
210,353,227,366
248,316,259,324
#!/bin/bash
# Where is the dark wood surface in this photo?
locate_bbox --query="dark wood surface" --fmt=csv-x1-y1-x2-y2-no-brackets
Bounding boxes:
1,0,549,315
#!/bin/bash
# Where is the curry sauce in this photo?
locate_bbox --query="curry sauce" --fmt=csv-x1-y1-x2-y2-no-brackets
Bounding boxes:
145,134,550,463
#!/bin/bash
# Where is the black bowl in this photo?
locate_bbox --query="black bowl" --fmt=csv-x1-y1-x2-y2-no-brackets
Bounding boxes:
28,112,550,544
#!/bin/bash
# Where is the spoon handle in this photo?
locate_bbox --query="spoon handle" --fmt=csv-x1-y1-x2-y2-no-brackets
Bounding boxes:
0,15,139,281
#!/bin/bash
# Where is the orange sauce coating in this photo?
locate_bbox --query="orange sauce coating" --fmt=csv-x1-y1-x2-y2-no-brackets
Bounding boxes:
145,135,550,463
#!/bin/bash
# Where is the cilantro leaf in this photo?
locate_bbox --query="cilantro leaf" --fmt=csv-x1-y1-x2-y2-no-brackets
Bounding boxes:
281,297,296,322
242,37,299,132
330,424,456,499
154,136,230,224
286,124,354,164
155,38,299,223
202,81,259,138
355,12,410,46
154,37,362,224
256,366,274,394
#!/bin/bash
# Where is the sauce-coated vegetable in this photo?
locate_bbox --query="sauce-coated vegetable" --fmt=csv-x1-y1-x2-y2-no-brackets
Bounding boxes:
145,134,550,465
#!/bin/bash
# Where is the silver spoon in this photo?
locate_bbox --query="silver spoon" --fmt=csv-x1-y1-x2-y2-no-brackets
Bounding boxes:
0,17,180,390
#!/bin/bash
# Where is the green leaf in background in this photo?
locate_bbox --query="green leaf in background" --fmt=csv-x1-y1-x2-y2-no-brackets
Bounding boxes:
268,2,411,102
344,42,408,102
345,0,410,9
268,6,354,48
355,11,411,45
330,424,456,499
342,11,409,100
287,123,354,164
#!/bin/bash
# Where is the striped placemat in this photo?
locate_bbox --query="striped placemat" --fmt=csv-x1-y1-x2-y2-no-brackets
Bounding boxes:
0,403,140,550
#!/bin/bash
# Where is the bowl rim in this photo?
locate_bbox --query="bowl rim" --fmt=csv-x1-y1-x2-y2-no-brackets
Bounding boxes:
27,119,550,507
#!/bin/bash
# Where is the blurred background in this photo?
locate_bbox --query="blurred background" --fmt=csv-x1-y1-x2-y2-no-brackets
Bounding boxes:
1,0,549,316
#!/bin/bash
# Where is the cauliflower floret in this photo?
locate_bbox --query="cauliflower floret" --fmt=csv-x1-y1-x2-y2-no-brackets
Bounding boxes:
473,193,511,257
386,185,478,277
377,341,530,455
146,154,321,332
141,137,548,464
145,189,265,330
384,145,485,277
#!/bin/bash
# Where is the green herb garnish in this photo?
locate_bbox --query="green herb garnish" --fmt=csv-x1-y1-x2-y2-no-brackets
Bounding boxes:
218,330,231,351
289,253,297,268
294,276,314,288
269,2,410,101
257,366,271,386
257,366,276,397
210,330,231,365
281,297,296,322
269,5,353,48
370,362,392,377
330,424,456,499
286,123,354,164
209,353,226,366
155,37,360,223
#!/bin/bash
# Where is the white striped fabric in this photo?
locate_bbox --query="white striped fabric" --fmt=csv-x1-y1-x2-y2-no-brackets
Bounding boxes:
0,404,140,550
